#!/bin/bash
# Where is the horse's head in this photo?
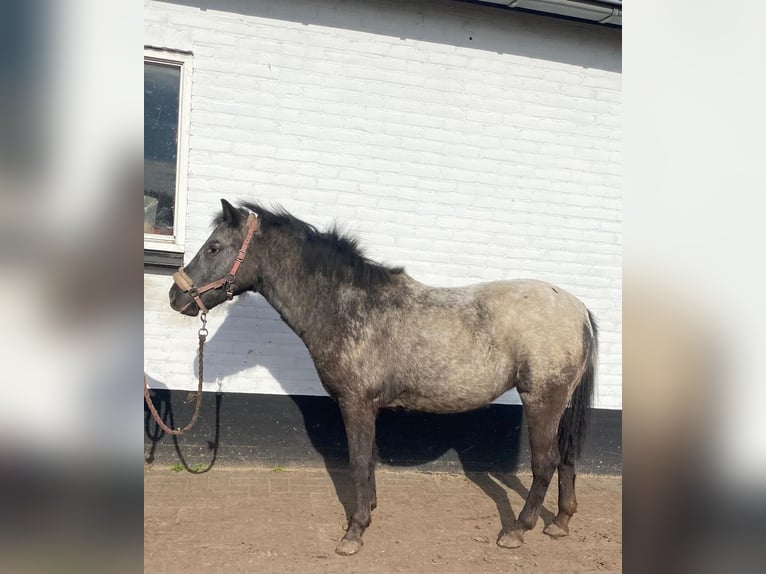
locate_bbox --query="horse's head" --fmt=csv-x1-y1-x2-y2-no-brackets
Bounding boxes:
169,199,261,316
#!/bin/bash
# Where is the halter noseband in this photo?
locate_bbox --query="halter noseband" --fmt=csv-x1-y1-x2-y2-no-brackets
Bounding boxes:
173,212,259,314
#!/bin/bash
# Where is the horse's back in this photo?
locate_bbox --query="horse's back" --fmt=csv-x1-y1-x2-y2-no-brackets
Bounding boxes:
476,278,589,334
409,277,589,339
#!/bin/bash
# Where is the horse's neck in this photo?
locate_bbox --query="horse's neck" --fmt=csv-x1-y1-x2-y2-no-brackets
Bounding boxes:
256,242,348,350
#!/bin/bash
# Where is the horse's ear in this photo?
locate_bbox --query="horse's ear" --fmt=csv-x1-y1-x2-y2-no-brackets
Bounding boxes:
220,199,242,227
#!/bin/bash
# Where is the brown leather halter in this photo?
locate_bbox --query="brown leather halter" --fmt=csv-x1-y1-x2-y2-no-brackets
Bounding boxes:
173,212,259,314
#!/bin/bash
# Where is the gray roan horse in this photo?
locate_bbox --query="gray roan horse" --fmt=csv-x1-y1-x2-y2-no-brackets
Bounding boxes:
169,199,598,556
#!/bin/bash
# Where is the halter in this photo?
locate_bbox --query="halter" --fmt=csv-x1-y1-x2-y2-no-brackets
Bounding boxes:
173,212,259,314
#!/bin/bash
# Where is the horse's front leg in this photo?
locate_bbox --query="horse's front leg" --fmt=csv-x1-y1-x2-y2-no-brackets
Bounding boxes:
335,398,377,556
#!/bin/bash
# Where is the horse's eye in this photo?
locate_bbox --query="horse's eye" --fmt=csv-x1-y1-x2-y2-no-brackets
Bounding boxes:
206,244,219,255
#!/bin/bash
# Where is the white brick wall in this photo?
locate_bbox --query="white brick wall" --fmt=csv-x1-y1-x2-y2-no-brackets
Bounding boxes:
144,0,622,409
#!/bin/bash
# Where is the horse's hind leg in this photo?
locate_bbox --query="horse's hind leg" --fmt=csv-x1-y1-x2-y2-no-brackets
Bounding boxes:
335,398,377,556
543,458,577,538
498,389,566,549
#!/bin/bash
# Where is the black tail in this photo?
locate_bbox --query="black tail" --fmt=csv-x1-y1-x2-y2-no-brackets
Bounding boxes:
558,309,598,462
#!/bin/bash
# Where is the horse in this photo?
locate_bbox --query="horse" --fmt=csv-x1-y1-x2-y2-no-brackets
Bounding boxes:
169,199,598,556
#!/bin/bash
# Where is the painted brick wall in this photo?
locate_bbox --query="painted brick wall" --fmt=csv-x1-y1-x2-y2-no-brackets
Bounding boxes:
144,0,622,409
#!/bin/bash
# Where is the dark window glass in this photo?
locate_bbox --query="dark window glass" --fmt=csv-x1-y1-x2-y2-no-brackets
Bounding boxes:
144,62,180,236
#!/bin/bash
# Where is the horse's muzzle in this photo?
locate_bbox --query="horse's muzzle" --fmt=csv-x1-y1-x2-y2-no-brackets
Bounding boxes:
170,266,231,315
169,282,201,316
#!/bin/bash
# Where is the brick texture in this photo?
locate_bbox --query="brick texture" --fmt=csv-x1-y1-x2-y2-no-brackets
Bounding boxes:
144,0,622,409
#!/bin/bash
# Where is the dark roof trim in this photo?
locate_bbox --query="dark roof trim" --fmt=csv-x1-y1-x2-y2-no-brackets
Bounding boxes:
461,0,622,28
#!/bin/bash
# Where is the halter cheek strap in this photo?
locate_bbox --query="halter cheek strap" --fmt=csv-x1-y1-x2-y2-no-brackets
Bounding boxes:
173,212,259,314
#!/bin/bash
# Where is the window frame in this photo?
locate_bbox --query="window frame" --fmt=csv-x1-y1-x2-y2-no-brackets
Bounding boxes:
143,46,192,259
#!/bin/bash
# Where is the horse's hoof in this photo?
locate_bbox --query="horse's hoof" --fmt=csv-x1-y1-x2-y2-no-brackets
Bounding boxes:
497,531,524,549
335,538,363,556
543,522,569,538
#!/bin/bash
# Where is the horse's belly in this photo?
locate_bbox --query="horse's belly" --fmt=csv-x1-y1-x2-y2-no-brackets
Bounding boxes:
386,372,511,414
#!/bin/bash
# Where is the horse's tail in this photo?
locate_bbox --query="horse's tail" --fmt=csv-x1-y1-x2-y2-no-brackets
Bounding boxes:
558,309,598,462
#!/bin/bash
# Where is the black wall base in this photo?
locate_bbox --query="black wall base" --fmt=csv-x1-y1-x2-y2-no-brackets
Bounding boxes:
144,391,621,474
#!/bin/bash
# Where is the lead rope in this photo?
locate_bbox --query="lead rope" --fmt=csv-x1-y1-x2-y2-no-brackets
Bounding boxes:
144,313,209,435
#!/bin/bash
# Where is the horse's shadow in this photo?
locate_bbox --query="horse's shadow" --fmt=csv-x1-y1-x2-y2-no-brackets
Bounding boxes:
146,293,555,530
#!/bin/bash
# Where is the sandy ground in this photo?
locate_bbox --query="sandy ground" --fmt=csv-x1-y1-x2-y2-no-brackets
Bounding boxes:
144,466,621,573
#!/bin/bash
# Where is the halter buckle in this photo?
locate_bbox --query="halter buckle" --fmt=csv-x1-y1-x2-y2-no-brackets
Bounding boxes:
224,273,236,299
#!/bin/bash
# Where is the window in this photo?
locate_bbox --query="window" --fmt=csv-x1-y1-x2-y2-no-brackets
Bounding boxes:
144,47,192,264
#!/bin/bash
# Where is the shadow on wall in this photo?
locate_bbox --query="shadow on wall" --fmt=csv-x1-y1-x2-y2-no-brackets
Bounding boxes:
164,0,620,73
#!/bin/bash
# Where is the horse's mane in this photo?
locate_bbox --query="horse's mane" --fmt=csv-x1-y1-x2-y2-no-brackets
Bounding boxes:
215,202,404,289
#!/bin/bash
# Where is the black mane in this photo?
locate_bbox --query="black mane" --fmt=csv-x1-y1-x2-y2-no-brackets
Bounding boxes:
216,202,404,289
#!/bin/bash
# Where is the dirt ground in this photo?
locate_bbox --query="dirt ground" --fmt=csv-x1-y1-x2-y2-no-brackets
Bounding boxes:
144,466,621,573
